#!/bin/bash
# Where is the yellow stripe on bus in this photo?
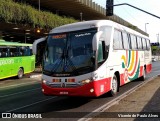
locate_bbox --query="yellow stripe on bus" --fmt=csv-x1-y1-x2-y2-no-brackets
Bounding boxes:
24,70,35,74
128,51,135,72
121,55,126,66
0,70,34,80
0,74,17,80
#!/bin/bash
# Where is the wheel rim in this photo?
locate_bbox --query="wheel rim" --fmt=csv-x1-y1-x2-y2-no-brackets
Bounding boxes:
112,76,118,93
143,68,146,79
18,69,23,78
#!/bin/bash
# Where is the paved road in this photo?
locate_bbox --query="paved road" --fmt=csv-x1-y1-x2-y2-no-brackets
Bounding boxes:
0,61,160,120
90,77,160,121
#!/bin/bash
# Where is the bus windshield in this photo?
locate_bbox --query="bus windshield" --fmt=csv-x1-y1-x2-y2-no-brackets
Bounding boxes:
43,29,97,76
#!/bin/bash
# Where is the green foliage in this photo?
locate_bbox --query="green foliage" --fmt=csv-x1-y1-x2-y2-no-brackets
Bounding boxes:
0,0,78,28
151,46,160,55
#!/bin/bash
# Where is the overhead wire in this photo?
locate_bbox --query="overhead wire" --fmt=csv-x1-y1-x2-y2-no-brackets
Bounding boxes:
115,0,145,25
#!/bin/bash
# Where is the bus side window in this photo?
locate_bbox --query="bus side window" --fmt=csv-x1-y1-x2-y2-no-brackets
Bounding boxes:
8,48,14,57
19,47,24,56
142,38,147,50
23,47,28,56
27,46,31,56
23,46,31,56
146,39,151,50
10,47,17,57
98,41,105,64
28,46,33,56
137,37,142,50
0,48,2,58
1,47,8,57
10,48,14,57
113,29,123,50
130,34,137,50
15,47,20,56
122,32,129,50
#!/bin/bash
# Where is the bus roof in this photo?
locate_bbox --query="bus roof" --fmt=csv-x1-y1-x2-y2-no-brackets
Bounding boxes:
50,20,149,39
50,20,110,34
0,39,32,46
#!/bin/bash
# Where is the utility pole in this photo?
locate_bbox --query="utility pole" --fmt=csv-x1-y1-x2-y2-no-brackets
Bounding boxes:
157,33,159,44
38,0,40,11
145,23,149,33
80,12,83,21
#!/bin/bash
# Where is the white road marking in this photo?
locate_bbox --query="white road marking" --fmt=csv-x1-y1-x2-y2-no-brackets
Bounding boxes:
0,80,40,89
0,88,41,98
6,97,57,113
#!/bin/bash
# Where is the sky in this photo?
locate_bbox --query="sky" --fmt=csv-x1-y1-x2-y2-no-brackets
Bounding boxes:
92,0,160,43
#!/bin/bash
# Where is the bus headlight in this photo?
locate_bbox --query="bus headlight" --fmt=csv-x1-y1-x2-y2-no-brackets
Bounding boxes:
42,79,47,84
92,73,98,80
79,79,92,85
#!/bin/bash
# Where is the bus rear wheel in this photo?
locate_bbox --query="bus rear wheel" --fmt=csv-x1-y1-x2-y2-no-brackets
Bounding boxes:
140,67,146,81
17,68,24,79
109,74,118,96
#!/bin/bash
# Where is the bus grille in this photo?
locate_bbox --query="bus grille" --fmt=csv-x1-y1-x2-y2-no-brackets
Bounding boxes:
48,83,80,88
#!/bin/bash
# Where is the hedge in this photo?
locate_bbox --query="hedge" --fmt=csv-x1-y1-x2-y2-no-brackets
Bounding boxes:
0,0,78,28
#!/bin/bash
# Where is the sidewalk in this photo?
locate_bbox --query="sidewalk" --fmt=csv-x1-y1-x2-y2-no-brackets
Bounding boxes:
91,76,160,121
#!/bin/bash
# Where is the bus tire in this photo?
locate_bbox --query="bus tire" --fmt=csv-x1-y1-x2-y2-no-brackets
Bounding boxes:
17,68,24,79
141,67,146,81
109,74,118,96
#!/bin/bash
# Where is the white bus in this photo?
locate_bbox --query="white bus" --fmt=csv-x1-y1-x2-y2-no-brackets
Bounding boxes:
33,20,152,97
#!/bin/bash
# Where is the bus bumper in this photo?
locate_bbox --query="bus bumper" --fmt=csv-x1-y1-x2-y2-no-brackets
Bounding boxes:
42,78,111,97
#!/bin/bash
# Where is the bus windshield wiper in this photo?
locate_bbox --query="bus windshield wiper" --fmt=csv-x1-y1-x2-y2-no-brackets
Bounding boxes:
49,46,78,75
50,49,65,73
64,46,79,74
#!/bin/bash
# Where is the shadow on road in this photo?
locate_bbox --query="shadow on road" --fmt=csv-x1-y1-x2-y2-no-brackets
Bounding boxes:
134,87,160,121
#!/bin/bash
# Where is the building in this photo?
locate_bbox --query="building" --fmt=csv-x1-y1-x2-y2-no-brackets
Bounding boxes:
0,0,147,43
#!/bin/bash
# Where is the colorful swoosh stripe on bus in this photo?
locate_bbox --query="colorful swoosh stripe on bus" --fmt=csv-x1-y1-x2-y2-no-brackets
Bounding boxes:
121,50,140,83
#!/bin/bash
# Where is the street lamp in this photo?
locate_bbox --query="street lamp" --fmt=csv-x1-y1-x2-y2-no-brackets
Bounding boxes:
145,23,149,33
80,12,83,21
38,0,41,11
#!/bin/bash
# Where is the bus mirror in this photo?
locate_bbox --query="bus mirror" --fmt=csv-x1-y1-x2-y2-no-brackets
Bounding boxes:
92,31,103,51
32,37,46,55
91,56,95,64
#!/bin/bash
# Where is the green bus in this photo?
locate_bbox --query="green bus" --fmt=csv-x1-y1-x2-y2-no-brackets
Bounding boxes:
0,39,35,79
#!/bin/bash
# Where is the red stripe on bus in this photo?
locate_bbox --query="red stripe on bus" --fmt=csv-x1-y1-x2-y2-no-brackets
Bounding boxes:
120,73,125,86
146,64,152,73
140,66,143,77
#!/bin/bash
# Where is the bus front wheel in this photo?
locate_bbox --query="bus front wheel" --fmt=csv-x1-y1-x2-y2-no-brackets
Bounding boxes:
109,74,118,96
17,68,24,79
